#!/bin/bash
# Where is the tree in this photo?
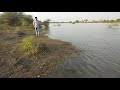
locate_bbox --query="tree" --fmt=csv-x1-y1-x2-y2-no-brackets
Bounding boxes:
110,20,115,23
0,12,23,26
116,18,120,22
102,20,107,23
69,21,72,23
0,12,33,30
106,20,109,23
84,19,88,23
75,20,79,23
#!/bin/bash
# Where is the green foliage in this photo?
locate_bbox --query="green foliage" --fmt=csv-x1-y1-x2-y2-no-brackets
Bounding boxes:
75,20,79,23
41,19,50,30
41,25,46,30
27,23,34,30
0,12,23,26
20,36,38,55
0,12,50,31
110,20,115,23
0,12,33,30
22,21,29,27
116,18,120,22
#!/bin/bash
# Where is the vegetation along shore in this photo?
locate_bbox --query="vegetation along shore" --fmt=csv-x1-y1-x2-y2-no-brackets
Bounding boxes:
0,12,79,78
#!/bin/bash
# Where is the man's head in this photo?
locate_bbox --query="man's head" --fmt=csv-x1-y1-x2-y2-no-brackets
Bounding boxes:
35,17,37,20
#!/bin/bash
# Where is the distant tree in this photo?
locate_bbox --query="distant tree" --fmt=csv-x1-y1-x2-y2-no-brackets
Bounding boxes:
85,19,88,23
75,20,79,23
116,18,120,22
102,20,107,23
92,20,95,23
104,20,109,23
110,20,115,23
81,20,84,23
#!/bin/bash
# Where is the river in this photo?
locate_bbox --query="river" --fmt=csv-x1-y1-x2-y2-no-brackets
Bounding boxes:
46,23,120,78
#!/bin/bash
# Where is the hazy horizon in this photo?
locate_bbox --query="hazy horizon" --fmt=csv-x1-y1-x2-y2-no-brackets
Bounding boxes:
1,12,120,22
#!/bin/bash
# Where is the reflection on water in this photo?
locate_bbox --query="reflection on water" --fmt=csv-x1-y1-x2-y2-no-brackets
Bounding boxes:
46,23,120,78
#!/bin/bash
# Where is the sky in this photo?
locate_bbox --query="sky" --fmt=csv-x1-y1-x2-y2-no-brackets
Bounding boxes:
1,12,120,22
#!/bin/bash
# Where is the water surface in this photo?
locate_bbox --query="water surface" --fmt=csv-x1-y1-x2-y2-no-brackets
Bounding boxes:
47,23,120,78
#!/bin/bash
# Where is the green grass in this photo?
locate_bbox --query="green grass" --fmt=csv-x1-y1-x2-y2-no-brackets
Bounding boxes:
20,36,38,55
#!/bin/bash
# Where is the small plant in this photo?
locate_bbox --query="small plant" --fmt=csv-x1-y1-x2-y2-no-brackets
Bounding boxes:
20,36,38,55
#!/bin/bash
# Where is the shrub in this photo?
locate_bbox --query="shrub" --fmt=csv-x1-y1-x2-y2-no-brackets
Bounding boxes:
27,23,34,30
20,36,38,55
0,24,13,30
22,21,29,27
41,25,46,30
22,21,34,30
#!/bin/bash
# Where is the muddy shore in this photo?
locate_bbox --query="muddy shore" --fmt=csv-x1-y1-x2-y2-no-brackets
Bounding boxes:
0,30,79,78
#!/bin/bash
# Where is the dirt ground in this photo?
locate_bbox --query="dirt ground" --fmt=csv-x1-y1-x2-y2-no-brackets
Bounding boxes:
0,29,79,78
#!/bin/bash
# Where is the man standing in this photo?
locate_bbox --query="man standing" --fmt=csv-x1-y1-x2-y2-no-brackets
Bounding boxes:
33,17,40,36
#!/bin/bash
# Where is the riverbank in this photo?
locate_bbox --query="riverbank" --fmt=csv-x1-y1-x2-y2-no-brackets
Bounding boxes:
0,29,79,78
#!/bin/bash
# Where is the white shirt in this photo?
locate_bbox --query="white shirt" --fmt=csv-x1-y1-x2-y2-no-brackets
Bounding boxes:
33,20,40,28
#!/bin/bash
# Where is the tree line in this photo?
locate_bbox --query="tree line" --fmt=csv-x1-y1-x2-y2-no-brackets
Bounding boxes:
0,12,50,30
50,18,120,23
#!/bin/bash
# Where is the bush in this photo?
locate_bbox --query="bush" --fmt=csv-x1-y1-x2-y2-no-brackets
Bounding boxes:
41,25,46,30
22,21,34,30
20,36,38,55
27,23,34,30
0,24,14,30
22,21,29,27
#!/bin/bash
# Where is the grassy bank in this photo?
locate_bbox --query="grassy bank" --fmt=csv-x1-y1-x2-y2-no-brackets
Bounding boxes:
0,29,79,78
